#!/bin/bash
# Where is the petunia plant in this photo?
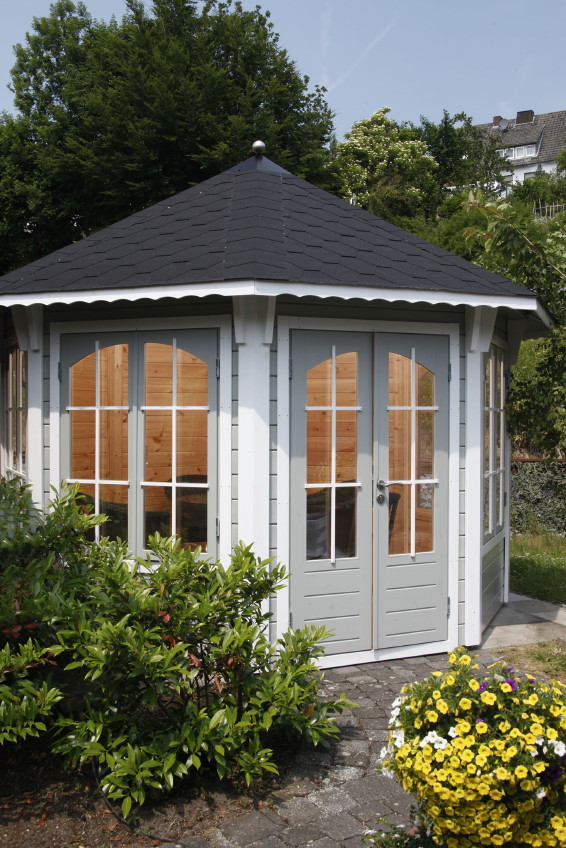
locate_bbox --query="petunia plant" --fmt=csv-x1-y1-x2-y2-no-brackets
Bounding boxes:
377,649,566,847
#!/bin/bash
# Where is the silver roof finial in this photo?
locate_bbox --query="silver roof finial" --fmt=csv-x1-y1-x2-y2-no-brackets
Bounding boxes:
252,140,265,155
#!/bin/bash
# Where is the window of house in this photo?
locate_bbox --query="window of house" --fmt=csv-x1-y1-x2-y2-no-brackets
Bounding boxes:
483,346,505,536
525,144,536,156
61,330,218,555
514,146,525,159
5,347,27,478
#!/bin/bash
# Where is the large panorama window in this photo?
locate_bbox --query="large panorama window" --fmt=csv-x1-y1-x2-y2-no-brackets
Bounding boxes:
62,331,217,555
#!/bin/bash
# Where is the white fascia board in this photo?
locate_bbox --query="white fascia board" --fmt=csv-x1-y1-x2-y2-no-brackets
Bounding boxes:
0,278,549,321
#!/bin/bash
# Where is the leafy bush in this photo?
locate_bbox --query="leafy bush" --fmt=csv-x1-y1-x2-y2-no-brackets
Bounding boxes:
510,462,566,534
0,479,352,817
376,650,566,847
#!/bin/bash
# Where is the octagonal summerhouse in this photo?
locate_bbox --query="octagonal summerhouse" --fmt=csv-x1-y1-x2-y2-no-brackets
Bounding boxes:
0,149,549,667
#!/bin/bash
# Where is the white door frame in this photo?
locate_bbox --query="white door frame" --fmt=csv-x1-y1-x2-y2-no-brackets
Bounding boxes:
277,316,461,667
49,315,232,562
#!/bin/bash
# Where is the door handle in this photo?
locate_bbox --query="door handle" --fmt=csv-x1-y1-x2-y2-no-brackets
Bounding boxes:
376,480,389,491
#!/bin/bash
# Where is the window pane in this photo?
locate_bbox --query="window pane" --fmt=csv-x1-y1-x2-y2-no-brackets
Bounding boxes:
335,352,357,406
484,411,491,474
484,357,491,407
10,410,17,469
99,411,128,480
99,484,128,540
389,410,411,480
336,410,357,483
417,411,434,479
145,343,172,406
416,484,434,553
71,352,96,407
99,345,128,407
77,484,96,542
144,486,171,541
307,410,332,485
177,351,208,407
144,410,172,483
389,484,408,555
484,477,490,533
306,488,330,560
336,487,356,558
177,411,208,480
177,489,208,552
389,353,411,406
307,358,332,407
417,364,434,406
496,411,502,467
21,354,27,408
70,410,96,479
21,409,27,473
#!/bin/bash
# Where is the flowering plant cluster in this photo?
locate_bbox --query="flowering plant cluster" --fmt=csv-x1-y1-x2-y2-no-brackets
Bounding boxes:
381,649,566,847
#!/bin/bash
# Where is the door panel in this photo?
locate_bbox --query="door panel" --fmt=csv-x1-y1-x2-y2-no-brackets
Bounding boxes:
375,334,449,649
290,331,373,655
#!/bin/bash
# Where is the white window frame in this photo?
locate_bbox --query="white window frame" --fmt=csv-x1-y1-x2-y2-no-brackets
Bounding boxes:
50,316,232,562
5,346,27,479
483,345,506,538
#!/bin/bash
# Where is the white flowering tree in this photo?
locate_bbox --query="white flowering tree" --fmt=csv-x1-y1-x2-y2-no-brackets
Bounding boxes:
334,108,438,221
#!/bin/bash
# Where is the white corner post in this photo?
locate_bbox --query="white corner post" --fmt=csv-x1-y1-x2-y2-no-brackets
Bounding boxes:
464,305,497,646
233,295,275,562
11,305,44,508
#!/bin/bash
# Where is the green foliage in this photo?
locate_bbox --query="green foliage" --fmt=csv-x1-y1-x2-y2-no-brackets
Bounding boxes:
0,479,351,817
0,0,334,273
380,649,566,847
510,170,566,208
510,531,566,606
510,462,566,535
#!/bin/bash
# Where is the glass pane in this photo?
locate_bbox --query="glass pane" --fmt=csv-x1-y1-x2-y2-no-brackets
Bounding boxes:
21,409,27,473
145,343,172,406
307,410,332,485
144,486,171,541
496,354,502,409
335,352,357,407
336,487,356,558
389,410,411,480
484,477,490,533
306,488,330,560
144,411,172,483
70,410,96,479
389,484,409,555
77,483,96,542
177,489,208,551
389,353,411,407
99,484,128,540
495,474,502,528
9,350,16,405
99,411,128,480
10,410,17,468
484,411,491,474
21,353,27,408
307,357,332,407
417,412,434,479
336,410,357,483
484,356,491,408
496,411,502,468
99,345,128,407
177,411,208,481
416,484,434,553
417,364,434,406
177,351,208,407
71,351,96,406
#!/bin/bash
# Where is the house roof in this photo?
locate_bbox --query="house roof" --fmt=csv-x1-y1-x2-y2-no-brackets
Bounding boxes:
0,151,547,321
477,109,566,168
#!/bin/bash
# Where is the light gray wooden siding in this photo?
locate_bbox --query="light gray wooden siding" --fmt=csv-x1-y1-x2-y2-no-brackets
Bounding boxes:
482,536,505,629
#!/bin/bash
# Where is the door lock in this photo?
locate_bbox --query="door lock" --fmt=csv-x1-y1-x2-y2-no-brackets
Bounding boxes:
376,493,386,505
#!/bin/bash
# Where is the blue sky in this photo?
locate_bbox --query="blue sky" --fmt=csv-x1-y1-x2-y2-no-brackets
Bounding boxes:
1,0,564,138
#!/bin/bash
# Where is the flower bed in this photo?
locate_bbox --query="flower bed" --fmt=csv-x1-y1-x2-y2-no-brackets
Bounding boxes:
379,650,566,847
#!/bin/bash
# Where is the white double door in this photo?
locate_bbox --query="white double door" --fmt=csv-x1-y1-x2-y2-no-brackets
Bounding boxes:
290,330,449,655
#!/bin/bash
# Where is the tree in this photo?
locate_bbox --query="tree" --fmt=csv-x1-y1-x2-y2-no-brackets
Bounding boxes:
463,194,566,456
332,108,438,222
0,0,334,273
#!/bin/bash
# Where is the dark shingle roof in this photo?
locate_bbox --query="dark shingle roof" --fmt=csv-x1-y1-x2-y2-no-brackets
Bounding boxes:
478,109,566,167
0,154,535,300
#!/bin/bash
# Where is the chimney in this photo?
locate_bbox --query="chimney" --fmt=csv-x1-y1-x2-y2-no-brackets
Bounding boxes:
492,115,502,126
516,110,534,124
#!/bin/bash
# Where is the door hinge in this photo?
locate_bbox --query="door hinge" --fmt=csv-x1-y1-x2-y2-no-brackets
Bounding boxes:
447,597,451,618
216,517,220,538
448,363,452,382
289,358,293,379
216,356,220,379
58,362,62,382
289,611,293,628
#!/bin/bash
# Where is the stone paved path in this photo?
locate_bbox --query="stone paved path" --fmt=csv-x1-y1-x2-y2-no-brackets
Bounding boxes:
179,649,503,848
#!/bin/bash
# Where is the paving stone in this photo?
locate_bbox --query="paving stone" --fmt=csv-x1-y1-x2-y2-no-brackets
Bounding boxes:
309,839,343,848
178,837,211,848
205,829,239,848
325,765,366,784
279,822,327,846
219,811,282,846
247,836,289,848
309,785,358,815
318,810,365,840
271,795,321,825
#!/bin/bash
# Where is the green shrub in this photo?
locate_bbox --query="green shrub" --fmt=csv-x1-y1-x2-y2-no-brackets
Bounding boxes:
510,462,566,535
0,479,352,817
376,649,566,848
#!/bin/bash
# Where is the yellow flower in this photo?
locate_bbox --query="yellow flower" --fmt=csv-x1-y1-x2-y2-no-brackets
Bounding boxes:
525,693,539,706
500,682,512,693
515,765,528,779
495,766,510,780
476,721,488,734
480,690,497,705
531,722,543,736
498,720,511,733
437,699,449,714
459,698,472,710
425,710,438,723
469,679,480,691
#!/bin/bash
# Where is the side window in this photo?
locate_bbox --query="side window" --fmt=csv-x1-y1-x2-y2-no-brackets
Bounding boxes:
483,346,505,536
62,331,217,555
5,347,27,478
